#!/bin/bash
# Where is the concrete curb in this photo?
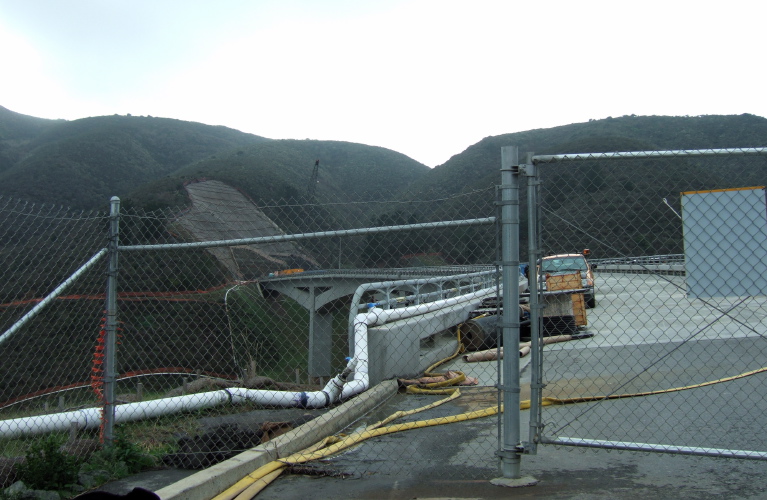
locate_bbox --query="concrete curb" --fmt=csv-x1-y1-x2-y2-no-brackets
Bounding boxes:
156,380,399,500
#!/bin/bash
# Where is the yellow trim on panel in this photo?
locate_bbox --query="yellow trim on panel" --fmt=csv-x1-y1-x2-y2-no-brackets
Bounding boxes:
681,186,765,196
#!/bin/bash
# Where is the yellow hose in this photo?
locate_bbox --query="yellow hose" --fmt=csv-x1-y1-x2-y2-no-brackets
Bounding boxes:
409,373,467,390
423,323,468,375
215,316,767,500
213,436,340,500
405,386,462,395
232,469,282,500
216,326,478,499
215,407,502,500
212,388,490,500
528,364,767,408
405,323,471,394
370,388,461,428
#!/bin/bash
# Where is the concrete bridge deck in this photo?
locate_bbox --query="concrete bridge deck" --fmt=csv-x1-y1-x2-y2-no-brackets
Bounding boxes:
258,266,498,379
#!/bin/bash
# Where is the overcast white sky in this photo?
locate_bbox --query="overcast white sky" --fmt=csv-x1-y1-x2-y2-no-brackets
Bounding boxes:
0,0,764,167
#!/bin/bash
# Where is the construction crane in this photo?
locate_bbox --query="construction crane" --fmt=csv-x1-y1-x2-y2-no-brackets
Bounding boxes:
307,159,320,199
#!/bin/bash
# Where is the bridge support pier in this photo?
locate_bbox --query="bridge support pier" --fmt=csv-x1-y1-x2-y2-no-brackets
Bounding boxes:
308,287,333,379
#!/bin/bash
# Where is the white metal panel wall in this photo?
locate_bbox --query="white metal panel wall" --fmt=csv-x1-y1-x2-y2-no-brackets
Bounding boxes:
682,186,767,298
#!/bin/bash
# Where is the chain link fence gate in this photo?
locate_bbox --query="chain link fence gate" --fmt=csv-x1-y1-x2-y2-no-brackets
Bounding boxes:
525,147,767,459
0,179,522,493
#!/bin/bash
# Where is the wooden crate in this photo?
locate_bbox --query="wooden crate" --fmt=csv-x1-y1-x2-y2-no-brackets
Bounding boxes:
545,272,587,326
571,292,587,326
546,272,582,291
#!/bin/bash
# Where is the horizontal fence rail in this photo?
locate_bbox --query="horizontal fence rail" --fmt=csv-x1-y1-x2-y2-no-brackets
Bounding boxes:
119,218,496,252
532,147,767,164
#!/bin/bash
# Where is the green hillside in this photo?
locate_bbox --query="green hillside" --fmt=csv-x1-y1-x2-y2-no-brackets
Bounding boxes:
0,112,269,209
0,106,59,140
0,109,430,212
0,106,61,175
127,139,430,211
404,114,767,200
396,114,767,260
2,107,767,251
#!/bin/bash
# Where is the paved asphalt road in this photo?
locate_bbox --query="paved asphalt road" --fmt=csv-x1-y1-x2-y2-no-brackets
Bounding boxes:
249,353,767,499
102,272,767,499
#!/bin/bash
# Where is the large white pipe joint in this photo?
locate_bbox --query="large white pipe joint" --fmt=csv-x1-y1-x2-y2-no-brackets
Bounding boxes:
361,308,386,327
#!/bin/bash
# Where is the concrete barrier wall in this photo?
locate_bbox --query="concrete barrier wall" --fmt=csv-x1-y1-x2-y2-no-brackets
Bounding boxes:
367,301,480,385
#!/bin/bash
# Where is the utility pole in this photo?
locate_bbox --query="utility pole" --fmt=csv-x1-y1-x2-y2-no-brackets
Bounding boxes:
307,159,320,199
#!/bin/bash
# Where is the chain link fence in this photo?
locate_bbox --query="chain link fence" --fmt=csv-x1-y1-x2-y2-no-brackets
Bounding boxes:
0,181,510,492
527,148,767,459
0,198,109,413
12,147,764,495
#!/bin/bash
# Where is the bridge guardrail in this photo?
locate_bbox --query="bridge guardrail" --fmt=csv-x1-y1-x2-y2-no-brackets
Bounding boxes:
590,254,685,274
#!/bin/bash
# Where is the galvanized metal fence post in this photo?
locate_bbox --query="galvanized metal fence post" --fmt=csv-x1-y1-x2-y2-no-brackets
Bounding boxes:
497,146,522,478
523,156,543,454
103,196,121,443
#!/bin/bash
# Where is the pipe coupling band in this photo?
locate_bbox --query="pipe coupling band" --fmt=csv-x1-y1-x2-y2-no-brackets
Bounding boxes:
222,388,234,404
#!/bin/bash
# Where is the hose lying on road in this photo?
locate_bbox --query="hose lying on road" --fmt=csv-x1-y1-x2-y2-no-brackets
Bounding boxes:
462,333,595,362
399,324,475,393
217,362,767,499
213,325,767,499
212,388,471,500
213,315,482,499
528,364,767,408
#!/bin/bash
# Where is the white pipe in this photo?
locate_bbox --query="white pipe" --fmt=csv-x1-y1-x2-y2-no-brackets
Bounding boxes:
342,323,369,400
0,377,356,439
347,270,496,341
340,287,495,401
0,288,493,439
0,392,232,439
368,287,494,325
